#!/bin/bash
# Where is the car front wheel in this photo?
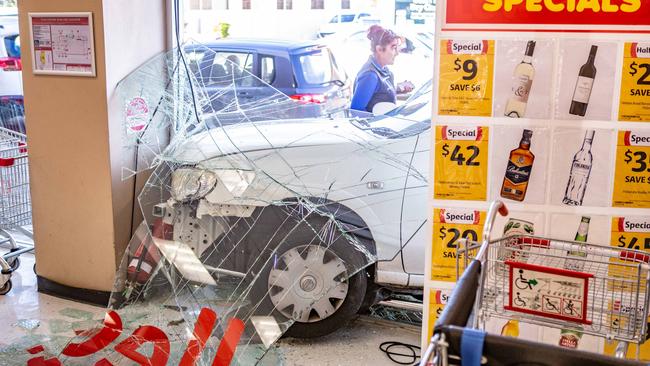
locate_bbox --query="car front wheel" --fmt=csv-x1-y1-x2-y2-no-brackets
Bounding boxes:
248,215,370,338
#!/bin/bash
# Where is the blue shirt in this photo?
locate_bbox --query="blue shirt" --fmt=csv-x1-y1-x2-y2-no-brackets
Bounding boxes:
350,56,396,113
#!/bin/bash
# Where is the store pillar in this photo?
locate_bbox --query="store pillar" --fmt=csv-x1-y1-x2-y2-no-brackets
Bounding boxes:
17,0,167,304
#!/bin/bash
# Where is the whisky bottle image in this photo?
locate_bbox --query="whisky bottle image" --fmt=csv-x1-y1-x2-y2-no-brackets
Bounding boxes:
563,130,595,206
505,41,536,118
569,45,598,117
501,129,534,201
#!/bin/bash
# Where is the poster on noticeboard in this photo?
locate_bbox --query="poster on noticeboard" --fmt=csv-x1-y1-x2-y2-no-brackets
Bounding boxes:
424,0,650,360
28,12,96,77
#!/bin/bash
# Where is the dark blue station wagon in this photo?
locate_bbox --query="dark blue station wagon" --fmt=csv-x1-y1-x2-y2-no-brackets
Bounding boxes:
185,39,351,117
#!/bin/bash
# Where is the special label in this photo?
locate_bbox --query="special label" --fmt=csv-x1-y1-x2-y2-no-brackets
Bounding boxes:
426,289,451,340
434,126,489,201
608,216,650,291
438,40,495,116
612,130,650,207
431,208,484,282
619,42,650,122
604,216,650,360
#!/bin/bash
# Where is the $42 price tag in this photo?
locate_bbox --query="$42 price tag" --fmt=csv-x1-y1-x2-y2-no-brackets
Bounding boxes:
438,40,494,116
431,208,484,282
613,130,650,208
434,126,489,201
619,42,650,122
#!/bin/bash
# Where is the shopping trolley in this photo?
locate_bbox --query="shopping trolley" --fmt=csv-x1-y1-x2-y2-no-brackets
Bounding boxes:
0,127,33,295
421,201,650,366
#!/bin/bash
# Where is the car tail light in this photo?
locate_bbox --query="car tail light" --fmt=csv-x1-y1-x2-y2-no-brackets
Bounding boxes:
290,94,326,104
0,57,22,71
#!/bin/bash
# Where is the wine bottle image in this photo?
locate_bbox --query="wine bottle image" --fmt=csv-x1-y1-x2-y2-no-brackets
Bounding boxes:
569,45,598,117
505,41,536,118
500,129,534,201
563,130,595,206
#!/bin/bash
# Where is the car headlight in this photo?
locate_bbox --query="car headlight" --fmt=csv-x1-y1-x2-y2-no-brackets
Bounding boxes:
213,169,255,197
171,167,218,201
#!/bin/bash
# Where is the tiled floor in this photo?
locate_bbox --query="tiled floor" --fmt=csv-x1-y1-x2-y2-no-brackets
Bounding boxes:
0,252,421,365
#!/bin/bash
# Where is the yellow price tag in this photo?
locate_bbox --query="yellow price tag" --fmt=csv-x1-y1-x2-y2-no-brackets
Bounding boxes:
426,289,451,340
619,42,650,122
604,216,650,360
438,39,494,116
431,208,484,282
612,130,650,208
434,126,489,201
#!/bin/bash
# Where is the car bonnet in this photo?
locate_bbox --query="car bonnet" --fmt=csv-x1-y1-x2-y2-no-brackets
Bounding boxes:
165,117,377,164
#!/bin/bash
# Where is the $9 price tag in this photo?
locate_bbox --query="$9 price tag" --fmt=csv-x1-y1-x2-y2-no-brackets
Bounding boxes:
613,130,650,208
438,39,494,116
619,43,650,122
434,126,489,201
431,208,484,282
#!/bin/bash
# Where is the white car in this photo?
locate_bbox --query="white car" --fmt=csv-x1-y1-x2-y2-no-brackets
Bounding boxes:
151,81,432,338
317,12,380,38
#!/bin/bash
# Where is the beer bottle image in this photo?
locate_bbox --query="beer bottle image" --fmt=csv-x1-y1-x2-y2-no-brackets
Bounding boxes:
505,41,536,118
565,216,590,272
559,216,590,348
563,130,595,206
500,129,534,201
569,45,598,117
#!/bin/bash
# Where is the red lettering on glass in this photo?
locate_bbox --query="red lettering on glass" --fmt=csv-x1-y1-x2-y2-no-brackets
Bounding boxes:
62,311,123,357
114,325,170,366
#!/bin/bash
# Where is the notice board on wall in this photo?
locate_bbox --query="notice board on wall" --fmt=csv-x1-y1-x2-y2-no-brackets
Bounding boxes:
28,12,96,77
424,0,650,359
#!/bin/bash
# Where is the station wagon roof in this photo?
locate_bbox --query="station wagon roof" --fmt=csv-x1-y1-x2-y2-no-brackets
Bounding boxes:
195,38,327,54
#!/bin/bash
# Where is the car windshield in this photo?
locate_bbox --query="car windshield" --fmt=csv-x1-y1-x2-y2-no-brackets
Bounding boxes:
354,80,432,138
297,48,344,85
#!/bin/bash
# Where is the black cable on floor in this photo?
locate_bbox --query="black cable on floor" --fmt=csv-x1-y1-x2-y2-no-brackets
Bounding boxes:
379,341,421,365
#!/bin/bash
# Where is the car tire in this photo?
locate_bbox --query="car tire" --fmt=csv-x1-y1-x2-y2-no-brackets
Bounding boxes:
201,205,374,339
0,279,12,295
253,240,368,338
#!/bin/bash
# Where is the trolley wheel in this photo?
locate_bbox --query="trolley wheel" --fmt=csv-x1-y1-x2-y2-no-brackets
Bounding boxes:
0,279,12,295
7,257,19,271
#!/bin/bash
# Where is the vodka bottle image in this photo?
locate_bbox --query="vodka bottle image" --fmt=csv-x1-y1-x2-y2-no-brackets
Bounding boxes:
569,45,598,116
505,41,536,118
563,130,595,206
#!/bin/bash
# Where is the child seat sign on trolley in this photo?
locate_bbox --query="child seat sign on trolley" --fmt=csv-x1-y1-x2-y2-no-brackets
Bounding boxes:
505,260,592,325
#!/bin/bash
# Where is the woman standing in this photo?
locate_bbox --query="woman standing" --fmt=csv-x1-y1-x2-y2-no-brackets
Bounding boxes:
350,25,414,113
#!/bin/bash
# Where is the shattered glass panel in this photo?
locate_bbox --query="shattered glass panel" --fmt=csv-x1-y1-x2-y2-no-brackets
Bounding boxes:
33,44,432,365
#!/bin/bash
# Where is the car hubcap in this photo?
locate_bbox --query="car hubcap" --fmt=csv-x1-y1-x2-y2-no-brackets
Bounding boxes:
268,245,349,323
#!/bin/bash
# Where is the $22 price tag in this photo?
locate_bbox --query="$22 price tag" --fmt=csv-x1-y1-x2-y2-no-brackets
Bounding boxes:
434,126,489,201
431,208,484,282
612,130,650,208
438,39,494,116
619,42,650,122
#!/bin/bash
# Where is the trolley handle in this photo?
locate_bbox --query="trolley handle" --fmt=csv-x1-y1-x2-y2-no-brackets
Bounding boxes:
474,201,508,263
